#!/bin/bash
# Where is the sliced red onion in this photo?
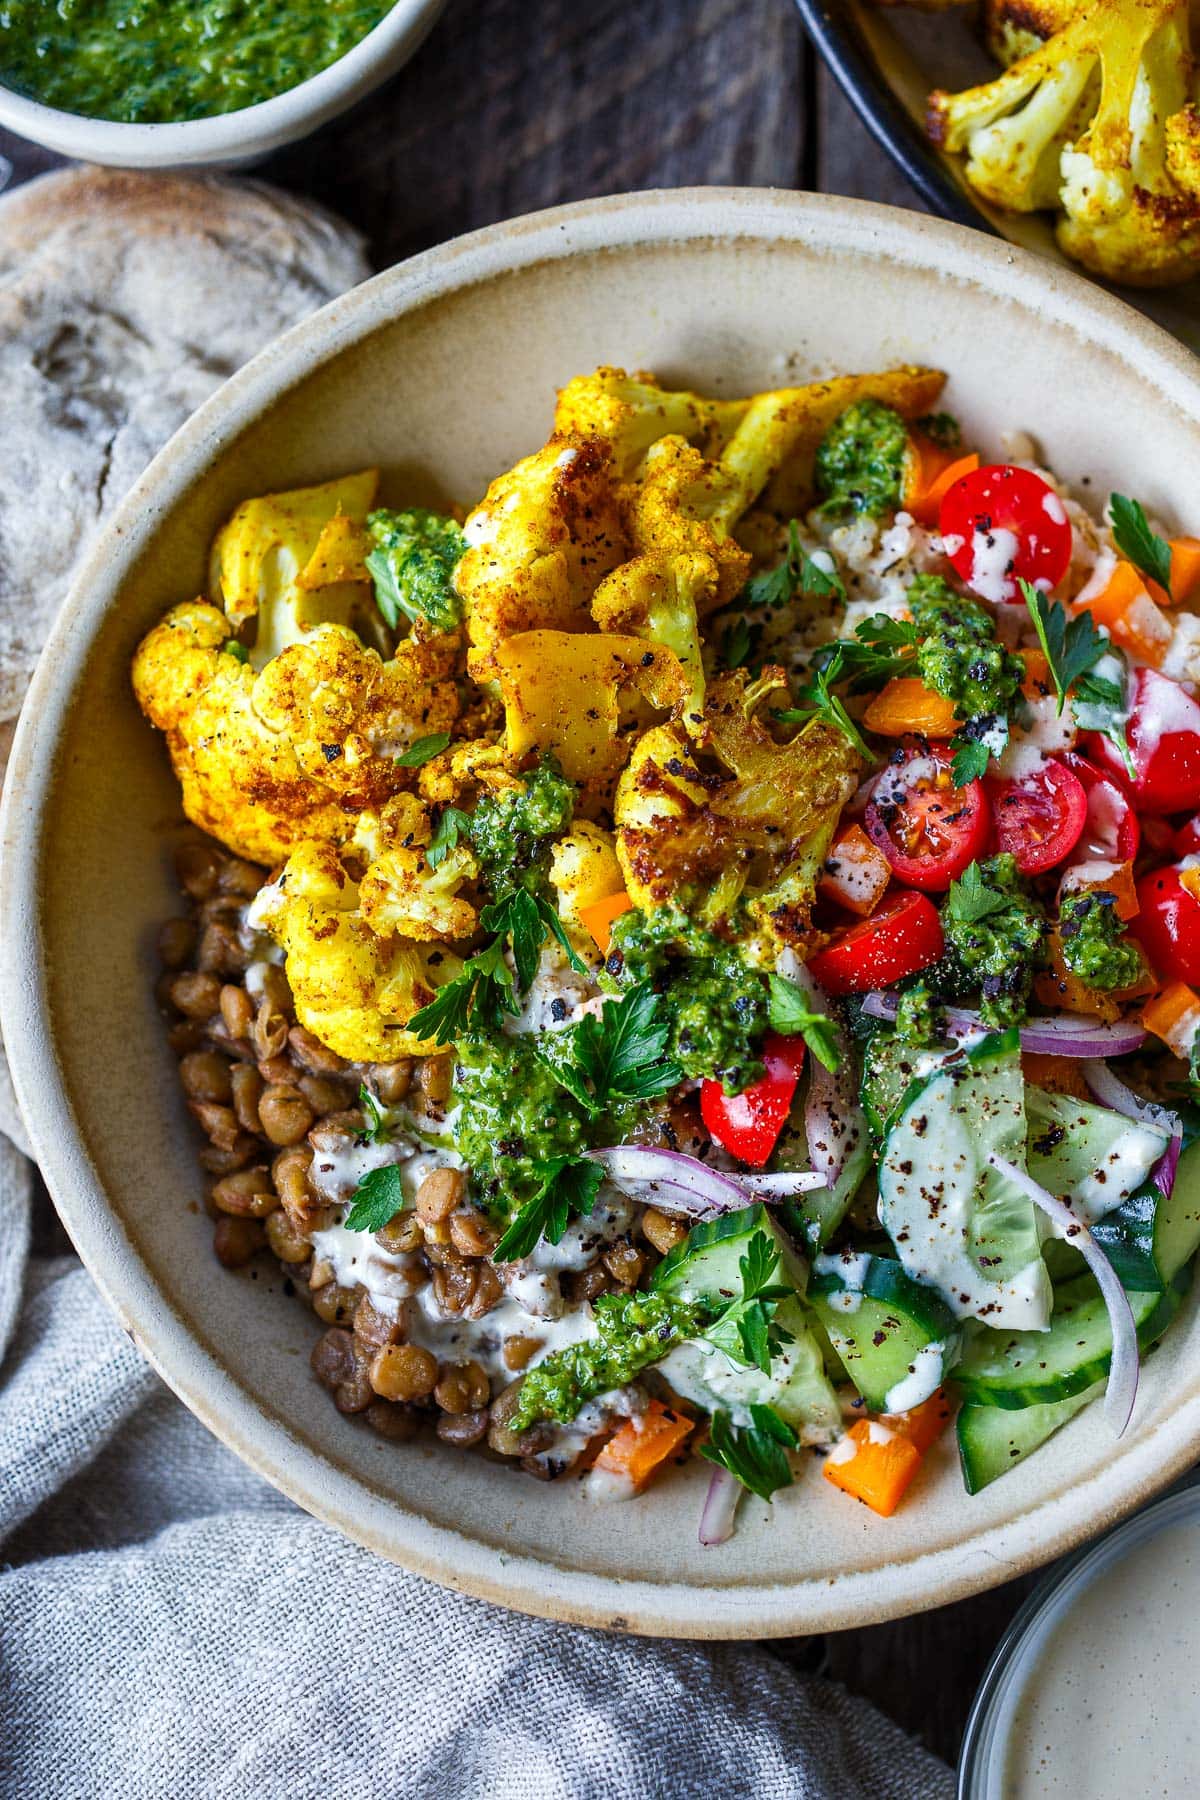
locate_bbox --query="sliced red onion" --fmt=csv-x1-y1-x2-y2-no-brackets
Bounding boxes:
1080,1059,1183,1203
586,1148,820,1219
738,1171,826,1196
1080,1060,1181,1140
986,1150,1139,1436
1019,1017,1148,1057
863,992,1147,1058
698,1466,740,1547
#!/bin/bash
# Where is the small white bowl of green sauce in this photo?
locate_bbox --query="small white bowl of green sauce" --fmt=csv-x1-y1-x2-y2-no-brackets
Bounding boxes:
0,0,446,167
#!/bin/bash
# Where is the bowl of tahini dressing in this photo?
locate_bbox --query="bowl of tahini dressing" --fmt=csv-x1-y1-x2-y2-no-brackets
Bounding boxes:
960,1480,1200,1798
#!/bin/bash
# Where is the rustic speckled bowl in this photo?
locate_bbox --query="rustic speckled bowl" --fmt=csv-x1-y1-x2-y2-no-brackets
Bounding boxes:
5,189,1200,1637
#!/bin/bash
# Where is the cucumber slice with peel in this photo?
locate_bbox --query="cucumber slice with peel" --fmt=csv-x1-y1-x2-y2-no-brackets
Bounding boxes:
808,1255,957,1412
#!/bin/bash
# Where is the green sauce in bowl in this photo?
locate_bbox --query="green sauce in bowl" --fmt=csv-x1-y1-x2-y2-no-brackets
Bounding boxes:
0,0,395,123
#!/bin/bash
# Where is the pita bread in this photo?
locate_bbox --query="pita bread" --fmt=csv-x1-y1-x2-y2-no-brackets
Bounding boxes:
0,166,371,727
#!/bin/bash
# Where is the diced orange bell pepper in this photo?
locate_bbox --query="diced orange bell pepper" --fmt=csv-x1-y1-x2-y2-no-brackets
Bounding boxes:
904,437,980,528
1018,647,1052,702
1166,537,1200,607
823,1418,923,1517
818,823,893,918
1142,981,1200,1058
1180,865,1200,905
1021,1051,1092,1101
862,676,959,740
1058,858,1139,922
577,890,632,956
881,1388,954,1455
1073,560,1173,666
593,1400,692,1493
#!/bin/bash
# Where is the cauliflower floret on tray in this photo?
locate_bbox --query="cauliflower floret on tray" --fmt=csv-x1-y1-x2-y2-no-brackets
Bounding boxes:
928,0,1200,287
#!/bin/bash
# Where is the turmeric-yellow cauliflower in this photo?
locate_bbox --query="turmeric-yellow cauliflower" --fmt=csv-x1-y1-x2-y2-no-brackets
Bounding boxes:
248,832,466,1062
132,603,460,865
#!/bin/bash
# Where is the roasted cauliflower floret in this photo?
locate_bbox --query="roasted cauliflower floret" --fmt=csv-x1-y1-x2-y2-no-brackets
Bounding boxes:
553,366,745,475
590,551,715,729
624,369,947,605
491,629,690,803
248,839,463,1061
352,791,480,943
614,670,859,949
549,822,626,955
132,604,460,865
929,0,1200,286
211,469,380,667
456,436,627,677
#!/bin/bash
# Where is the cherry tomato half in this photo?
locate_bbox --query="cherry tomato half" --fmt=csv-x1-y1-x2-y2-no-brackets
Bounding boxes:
865,745,991,891
1060,751,1141,865
986,757,1087,877
939,464,1073,603
807,890,945,997
700,1033,806,1169
1174,817,1200,860
1090,667,1200,815
1133,864,1200,987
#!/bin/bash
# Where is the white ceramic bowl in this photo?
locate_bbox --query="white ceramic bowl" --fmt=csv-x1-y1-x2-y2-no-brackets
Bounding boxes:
0,0,445,167
6,189,1200,1637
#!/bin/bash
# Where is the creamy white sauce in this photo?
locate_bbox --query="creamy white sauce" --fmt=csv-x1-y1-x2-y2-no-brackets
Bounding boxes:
968,526,1021,604
883,1340,948,1414
308,1223,422,1312
585,1465,637,1504
1000,1515,1200,1798
825,1434,858,1466
308,1134,414,1205
814,1249,872,1289
996,693,1077,782
406,1280,597,1381
502,945,597,1037
502,1185,633,1317
1162,612,1200,683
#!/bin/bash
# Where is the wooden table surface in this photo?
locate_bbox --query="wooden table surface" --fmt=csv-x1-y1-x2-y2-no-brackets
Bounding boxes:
1,0,1040,1772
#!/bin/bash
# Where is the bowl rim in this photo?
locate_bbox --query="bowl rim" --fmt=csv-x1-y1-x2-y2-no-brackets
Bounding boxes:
8,186,1200,1637
0,0,445,166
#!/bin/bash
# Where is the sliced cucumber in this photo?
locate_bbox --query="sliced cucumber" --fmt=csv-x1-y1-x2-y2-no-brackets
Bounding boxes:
656,1295,842,1443
957,1382,1103,1494
651,1203,806,1306
860,1032,949,1140
1154,1143,1200,1282
1026,1087,1168,1225
951,1275,1183,1409
957,1275,1189,1491
808,1254,958,1412
878,1039,1051,1331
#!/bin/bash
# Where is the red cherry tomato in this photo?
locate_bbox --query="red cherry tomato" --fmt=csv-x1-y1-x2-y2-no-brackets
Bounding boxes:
939,464,1073,602
1133,864,1200,986
807,890,945,997
700,1033,806,1169
864,745,991,891
1090,667,1200,815
1174,817,1200,859
1060,752,1141,865
985,757,1088,876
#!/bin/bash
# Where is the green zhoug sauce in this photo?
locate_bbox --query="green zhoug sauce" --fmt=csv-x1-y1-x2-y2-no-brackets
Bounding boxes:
0,0,394,123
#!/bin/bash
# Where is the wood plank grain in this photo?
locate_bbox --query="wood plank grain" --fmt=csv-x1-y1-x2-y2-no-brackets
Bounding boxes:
817,63,929,212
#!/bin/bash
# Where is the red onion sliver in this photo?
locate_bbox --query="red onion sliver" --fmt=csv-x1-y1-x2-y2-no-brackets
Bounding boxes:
698,1466,740,1547
738,1172,825,1196
585,1148,750,1217
1155,1132,1183,1202
1079,1059,1181,1140
586,1148,821,1219
986,1150,1139,1436
863,992,1147,1058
